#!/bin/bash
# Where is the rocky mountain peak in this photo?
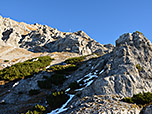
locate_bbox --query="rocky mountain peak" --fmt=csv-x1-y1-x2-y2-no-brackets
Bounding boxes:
0,16,114,55
80,31,152,98
116,32,152,49
0,15,152,114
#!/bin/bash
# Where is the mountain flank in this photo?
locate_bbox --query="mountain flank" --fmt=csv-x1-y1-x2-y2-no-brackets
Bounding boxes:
0,16,113,55
0,16,152,114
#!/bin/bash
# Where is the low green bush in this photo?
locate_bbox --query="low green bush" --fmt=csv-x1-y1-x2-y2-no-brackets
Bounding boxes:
121,97,134,103
48,65,66,71
18,91,23,94
23,104,46,114
34,104,46,112
38,73,66,89
4,60,9,62
29,89,40,96
37,80,52,89
76,92,82,97
64,56,85,64
0,56,54,81
49,73,66,85
136,64,142,72
48,64,77,74
121,92,152,105
38,64,78,89
47,91,69,110
56,65,78,75
69,81,80,90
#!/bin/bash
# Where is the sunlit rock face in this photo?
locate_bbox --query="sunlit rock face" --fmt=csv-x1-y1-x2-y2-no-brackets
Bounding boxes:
0,16,114,55
1,15,152,114
82,32,152,97
66,32,152,114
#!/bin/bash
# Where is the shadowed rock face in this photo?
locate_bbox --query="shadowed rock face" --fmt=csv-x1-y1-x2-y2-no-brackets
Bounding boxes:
0,16,114,55
141,105,152,114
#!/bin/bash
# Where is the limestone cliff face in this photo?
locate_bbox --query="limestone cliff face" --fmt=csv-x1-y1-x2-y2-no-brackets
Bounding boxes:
0,16,113,55
67,32,152,114
82,32,152,97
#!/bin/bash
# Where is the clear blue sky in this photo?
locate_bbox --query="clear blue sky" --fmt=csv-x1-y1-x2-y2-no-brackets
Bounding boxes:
0,0,152,45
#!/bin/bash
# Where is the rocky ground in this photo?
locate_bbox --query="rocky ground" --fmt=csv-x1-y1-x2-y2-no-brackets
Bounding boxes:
0,16,152,114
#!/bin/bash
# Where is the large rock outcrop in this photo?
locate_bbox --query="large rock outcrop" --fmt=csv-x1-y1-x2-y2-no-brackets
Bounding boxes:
0,16,114,55
82,32,152,97
141,105,152,114
63,32,152,114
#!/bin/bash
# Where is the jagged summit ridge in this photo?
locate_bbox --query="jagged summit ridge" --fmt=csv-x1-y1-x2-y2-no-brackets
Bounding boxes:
82,32,152,97
116,32,152,48
63,32,152,113
0,16,114,55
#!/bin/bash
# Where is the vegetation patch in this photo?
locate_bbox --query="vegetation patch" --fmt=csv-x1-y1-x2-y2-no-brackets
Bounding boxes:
46,91,69,110
48,65,66,71
29,89,40,96
48,64,77,74
38,59,79,89
4,60,9,62
121,92,152,105
38,73,66,89
38,80,52,89
49,73,67,85
22,104,46,114
136,64,142,72
0,56,54,81
64,56,85,64
69,81,80,90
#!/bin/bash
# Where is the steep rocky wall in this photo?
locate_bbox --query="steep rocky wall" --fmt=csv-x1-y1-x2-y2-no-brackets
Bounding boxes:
63,32,152,114
82,32,152,97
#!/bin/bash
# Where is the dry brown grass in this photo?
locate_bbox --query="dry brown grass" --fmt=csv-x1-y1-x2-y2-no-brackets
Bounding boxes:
0,66,3,70
19,22,37,30
8,48,33,55
11,58,20,62
25,25,37,31
16,22,37,35
0,46,12,53
0,59,3,63
23,30,29,35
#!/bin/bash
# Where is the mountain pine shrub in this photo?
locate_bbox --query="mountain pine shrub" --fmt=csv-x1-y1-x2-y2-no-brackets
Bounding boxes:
4,60,9,62
121,92,152,105
22,104,46,114
136,64,142,72
69,81,80,90
64,56,85,64
46,91,69,110
48,64,77,74
38,62,78,89
0,56,54,81
37,80,52,89
29,89,40,96
38,73,66,89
